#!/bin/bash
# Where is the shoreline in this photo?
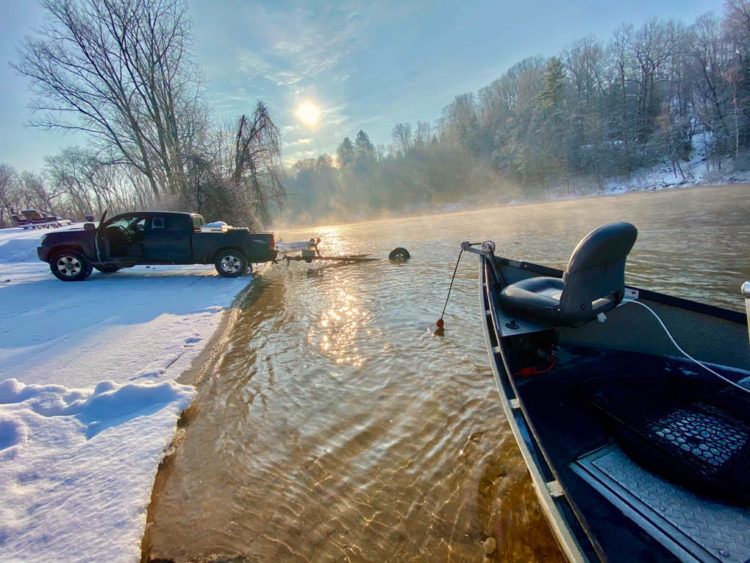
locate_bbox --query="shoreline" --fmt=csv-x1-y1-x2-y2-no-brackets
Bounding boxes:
141,263,274,560
273,177,750,232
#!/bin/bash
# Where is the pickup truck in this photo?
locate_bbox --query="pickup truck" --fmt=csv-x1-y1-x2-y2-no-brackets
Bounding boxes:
37,211,277,281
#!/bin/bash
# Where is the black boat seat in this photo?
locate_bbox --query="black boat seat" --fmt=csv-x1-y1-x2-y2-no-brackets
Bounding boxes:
499,222,638,327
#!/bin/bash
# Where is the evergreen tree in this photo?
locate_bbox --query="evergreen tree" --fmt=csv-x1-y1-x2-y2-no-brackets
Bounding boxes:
336,137,355,167
354,130,376,161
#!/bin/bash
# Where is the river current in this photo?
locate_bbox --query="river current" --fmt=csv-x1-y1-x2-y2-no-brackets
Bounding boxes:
143,185,749,562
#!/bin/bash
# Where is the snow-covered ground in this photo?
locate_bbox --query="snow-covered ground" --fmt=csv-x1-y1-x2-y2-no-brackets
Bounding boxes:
0,224,253,561
604,135,750,194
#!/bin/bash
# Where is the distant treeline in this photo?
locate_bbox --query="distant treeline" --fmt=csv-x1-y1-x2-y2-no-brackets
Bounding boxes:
284,2,750,225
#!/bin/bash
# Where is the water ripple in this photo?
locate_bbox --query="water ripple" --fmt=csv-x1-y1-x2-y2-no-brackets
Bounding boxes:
144,185,749,562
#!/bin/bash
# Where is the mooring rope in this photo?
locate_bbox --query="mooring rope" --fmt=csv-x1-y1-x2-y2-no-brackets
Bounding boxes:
436,248,464,330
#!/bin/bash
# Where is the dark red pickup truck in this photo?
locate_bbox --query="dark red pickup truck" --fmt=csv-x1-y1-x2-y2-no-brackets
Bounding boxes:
37,211,276,281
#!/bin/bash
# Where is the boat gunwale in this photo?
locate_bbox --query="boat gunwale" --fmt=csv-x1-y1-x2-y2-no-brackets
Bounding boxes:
479,254,590,563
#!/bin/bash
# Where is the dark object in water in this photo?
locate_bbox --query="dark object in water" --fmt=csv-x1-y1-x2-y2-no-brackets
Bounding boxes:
389,247,411,261
462,224,750,562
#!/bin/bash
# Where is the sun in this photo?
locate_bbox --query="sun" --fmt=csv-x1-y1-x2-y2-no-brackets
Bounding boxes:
297,102,320,125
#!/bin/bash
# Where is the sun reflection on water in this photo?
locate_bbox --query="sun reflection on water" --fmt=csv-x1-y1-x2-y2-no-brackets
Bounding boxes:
313,226,347,255
308,274,365,369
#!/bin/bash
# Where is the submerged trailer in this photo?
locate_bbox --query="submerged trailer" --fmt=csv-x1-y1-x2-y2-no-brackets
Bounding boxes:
276,238,408,264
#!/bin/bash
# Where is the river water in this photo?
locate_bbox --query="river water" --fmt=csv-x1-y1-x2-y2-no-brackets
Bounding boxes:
143,185,749,562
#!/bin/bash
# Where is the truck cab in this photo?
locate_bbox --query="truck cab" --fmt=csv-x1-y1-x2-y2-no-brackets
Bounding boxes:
99,212,199,263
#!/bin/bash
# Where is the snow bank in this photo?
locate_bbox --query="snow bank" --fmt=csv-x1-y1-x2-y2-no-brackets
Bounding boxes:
0,378,194,560
604,134,750,194
0,229,50,263
0,224,254,561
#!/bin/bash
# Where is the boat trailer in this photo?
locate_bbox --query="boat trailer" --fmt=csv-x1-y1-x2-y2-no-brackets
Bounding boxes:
276,238,410,265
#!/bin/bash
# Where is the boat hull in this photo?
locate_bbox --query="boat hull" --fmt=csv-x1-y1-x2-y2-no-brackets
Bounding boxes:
478,252,750,562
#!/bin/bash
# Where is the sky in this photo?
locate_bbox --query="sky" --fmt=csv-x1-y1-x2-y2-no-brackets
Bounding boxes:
0,0,728,174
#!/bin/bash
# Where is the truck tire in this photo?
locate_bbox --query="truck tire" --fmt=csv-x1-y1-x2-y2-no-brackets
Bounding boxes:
94,264,120,273
215,249,247,278
50,250,92,281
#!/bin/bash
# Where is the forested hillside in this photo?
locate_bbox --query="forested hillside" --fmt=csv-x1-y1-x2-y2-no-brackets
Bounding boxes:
284,3,750,225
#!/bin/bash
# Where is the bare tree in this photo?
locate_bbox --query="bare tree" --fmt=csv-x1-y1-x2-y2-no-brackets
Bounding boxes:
630,19,686,143
563,37,608,176
45,147,140,218
230,102,286,227
391,123,413,156
723,0,750,55
179,102,285,227
723,0,750,153
690,14,732,158
724,65,745,158
13,172,54,213
0,165,19,226
414,121,433,149
439,93,480,154
45,149,98,218
13,0,206,199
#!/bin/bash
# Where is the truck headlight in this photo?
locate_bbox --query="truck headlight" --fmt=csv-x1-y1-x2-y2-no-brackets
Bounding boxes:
39,234,48,245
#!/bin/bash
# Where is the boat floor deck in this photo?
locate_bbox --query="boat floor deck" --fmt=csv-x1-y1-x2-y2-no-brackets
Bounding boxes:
514,346,750,563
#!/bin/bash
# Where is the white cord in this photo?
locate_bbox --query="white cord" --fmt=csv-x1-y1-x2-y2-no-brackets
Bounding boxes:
626,299,750,395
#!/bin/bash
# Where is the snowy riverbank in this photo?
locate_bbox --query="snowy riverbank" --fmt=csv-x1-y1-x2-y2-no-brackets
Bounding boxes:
432,147,750,217
0,225,253,561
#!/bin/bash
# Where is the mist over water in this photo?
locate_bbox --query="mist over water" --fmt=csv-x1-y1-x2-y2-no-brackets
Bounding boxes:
144,185,749,562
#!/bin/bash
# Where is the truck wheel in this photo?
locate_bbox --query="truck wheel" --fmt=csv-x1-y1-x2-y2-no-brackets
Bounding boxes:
215,249,247,278
94,264,120,273
50,251,92,281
